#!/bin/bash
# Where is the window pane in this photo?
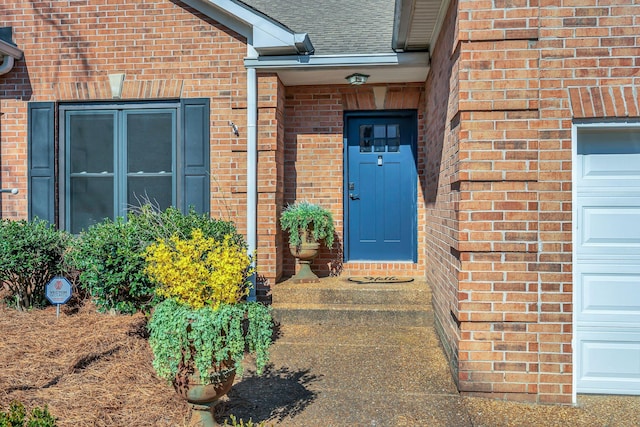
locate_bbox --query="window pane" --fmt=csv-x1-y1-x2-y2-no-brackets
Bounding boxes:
70,176,114,233
388,138,400,152
127,112,173,173
374,138,386,152
128,175,172,211
373,124,386,138
387,124,399,138
69,114,114,173
360,124,372,152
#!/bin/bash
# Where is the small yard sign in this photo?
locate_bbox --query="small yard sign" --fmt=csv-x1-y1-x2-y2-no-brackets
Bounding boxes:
46,276,73,318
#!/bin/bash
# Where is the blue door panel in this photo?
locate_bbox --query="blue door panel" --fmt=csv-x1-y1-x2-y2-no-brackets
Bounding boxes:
358,161,377,242
382,161,402,242
346,113,417,261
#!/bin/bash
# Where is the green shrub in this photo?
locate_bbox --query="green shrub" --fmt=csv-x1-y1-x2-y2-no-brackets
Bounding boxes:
0,401,56,427
0,219,69,310
129,205,243,246
65,205,245,314
65,217,154,314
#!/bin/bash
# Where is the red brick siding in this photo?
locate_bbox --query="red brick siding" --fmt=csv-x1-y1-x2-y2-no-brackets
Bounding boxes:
430,0,640,404
0,0,249,228
424,0,463,391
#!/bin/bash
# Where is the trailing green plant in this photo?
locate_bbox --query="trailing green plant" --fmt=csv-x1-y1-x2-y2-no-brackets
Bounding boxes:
280,201,335,248
147,298,273,383
0,401,56,427
0,218,69,310
65,205,243,314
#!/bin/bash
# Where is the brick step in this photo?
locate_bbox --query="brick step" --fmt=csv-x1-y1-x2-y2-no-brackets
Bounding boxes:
271,303,433,326
271,279,431,306
271,278,432,326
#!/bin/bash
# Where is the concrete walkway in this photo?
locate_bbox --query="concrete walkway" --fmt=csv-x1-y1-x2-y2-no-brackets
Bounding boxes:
217,278,640,426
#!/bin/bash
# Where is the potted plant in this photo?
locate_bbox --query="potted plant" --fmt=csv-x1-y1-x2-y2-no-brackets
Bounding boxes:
144,229,273,427
280,201,335,282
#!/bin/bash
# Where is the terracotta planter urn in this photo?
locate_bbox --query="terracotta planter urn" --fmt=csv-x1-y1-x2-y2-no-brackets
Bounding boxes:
172,362,236,427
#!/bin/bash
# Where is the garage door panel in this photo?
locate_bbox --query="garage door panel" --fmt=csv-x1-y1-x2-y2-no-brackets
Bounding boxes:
577,331,640,395
578,201,640,256
576,126,640,395
576,268,640,324
578,129,640,189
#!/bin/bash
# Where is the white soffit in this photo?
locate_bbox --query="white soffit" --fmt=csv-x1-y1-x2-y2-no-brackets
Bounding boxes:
394,0,450,54
245,52,429,86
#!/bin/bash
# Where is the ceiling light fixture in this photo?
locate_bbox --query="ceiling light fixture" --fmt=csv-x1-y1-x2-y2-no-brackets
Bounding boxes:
345,73,369,85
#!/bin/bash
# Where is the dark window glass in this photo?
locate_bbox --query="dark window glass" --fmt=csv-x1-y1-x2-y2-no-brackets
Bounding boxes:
66,107,176,232
360,124,373,152
69,114,114,173
69,176,114,234
127,112,173,173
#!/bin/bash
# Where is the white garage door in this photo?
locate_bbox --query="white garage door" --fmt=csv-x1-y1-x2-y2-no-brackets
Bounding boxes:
576,127,640,394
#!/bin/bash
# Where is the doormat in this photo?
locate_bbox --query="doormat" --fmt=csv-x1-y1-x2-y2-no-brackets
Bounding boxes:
347,276,415,284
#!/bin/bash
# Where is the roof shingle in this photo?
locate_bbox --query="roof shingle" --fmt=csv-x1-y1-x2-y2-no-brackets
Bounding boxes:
239,0,395,55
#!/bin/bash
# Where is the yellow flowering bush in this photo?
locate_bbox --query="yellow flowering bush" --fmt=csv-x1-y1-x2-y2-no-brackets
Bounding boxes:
144,229,253,310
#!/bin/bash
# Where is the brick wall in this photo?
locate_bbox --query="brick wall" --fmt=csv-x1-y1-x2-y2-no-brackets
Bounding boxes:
429,0,640,404
424,0,463,395
0,0,250,227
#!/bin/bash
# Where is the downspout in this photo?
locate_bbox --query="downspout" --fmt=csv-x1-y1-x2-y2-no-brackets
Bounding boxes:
246,53,258,301
0,55,15,76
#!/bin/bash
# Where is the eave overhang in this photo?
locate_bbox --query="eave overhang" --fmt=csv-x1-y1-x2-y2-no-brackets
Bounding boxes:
181,0,314,55
0,38,23,60
245,52,429,86
393,0,451,55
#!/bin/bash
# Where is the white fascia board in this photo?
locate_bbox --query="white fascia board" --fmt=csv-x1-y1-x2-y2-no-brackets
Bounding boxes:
392,0,416,51
244,52,429,69
429,0,452,57
0,38,23,60
181,0,311,55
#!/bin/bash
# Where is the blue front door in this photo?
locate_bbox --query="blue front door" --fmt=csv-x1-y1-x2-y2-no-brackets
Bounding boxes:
345,112,417,261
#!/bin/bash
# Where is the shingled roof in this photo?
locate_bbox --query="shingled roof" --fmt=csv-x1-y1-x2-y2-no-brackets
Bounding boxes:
238,0,395,55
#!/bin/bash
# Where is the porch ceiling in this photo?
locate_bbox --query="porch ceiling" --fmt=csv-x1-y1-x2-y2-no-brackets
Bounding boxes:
247,52,429,86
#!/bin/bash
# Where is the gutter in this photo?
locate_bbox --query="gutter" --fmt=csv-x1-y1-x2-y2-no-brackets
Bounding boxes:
244,52,428,69
392,0,417,51
181,0,313,56
0,35,23,76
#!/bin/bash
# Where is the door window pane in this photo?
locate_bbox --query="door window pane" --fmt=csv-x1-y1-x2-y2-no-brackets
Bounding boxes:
360,125,373,152
387,124,399,138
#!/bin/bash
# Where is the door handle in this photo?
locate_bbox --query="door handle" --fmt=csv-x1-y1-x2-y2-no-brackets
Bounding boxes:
349,193,360,200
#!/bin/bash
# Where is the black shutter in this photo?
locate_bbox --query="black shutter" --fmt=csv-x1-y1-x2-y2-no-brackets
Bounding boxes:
28,102,55,224
180,98,210,214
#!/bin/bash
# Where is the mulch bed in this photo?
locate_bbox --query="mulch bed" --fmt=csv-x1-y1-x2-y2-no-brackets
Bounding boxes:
0,300,191,426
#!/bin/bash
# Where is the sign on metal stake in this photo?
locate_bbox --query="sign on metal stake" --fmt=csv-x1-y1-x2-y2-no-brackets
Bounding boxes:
45,276,73,318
